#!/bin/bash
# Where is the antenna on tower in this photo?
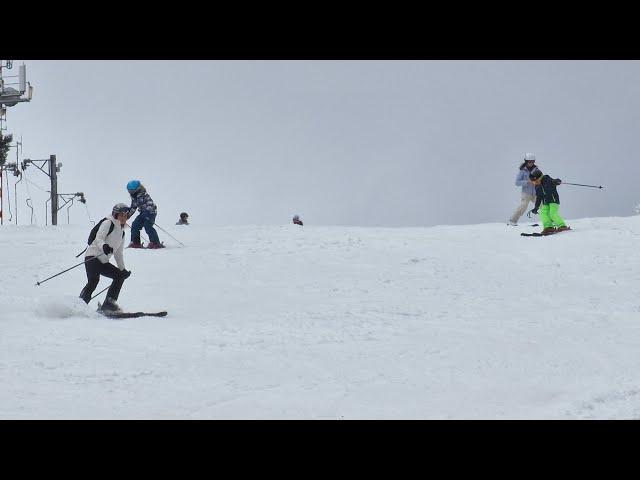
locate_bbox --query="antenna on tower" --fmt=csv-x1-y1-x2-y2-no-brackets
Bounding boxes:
0,61,33,107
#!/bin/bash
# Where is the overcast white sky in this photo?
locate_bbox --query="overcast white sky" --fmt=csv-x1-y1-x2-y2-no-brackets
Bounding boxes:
3,60,639,227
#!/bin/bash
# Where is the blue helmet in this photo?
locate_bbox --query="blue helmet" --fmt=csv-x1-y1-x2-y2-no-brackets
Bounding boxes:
127,180,141,192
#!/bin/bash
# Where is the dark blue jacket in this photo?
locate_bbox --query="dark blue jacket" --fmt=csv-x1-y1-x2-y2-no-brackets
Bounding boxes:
128,186,157,217
534,175,561,209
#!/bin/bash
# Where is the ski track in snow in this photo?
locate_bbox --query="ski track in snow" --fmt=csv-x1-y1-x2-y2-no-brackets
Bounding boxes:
2,217,640,418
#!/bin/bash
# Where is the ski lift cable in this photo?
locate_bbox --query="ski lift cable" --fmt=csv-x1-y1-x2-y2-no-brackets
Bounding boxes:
13,171,22,225
22,172,38,224
4,168,12,221
23,176,48,193
84,202,94,225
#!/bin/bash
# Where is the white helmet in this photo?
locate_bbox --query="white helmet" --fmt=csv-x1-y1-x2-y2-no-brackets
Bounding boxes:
112,203,130,217
524,152,536,161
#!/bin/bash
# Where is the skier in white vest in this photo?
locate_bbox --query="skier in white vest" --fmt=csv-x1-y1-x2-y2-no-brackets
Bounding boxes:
508,152,539,226
79,203,132,312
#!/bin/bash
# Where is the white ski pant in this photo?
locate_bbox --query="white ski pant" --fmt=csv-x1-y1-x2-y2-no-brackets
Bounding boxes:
509,193,536,223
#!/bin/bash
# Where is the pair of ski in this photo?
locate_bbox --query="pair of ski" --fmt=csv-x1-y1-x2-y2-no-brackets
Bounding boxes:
97,302,168,318
521,228,571,237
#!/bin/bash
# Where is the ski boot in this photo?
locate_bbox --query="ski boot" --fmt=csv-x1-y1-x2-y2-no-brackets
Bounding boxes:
147,242,166,249
541,227,557,235
128,241,144,248
555,225,571,232
99,297,123,313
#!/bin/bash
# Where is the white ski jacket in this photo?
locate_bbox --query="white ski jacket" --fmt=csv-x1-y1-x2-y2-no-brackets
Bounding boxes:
85,215,127,270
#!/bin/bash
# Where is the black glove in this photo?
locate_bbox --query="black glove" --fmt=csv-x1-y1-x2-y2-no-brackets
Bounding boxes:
102,244,113,255
554,178,562,185
121,269,131,279
530,208,538,215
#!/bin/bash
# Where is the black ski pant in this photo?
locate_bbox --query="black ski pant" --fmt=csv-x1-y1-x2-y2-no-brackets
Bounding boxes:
79,256,127,303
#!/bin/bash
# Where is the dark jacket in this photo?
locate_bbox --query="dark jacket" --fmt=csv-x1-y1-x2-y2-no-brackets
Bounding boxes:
534,175,562,209
129,187,157,217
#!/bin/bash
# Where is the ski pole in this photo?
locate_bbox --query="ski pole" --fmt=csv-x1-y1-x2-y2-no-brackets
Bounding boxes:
562,182,603,189
154,222,185,246
35,253,105,286
89,285,110,302
126,222,148,244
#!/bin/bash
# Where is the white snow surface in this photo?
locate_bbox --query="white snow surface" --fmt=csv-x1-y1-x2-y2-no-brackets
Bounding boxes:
2,217,640,419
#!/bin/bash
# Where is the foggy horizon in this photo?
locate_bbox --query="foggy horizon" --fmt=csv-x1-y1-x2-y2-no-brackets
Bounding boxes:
2,60,639,228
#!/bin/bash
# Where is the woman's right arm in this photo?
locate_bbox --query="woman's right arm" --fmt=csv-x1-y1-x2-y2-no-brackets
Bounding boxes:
515,170,528,187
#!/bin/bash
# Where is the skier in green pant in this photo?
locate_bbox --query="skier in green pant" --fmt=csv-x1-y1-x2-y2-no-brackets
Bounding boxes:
529,169,571,235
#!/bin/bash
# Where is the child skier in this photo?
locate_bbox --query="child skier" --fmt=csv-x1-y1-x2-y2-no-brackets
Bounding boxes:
176,212,189,225
126,179,164,248
529,169,570,235
79,203,132,312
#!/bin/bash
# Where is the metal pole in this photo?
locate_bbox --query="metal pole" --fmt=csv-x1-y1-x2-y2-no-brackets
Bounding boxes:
35,253,105,286
50,154,58,225
562,182,603,189
14,138,20,225
90,285,110,302
154,222,185,246
125,221,148,244
14,173,19,225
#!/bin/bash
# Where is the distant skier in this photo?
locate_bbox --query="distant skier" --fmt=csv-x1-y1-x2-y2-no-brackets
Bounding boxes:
79,203,132,312
126,179,164,249
508,153,539,226
529,169,570,234
176,212,189,225
293,215,303,226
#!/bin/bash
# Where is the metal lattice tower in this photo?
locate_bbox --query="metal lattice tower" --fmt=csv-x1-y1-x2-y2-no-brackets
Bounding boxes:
1,60,33,224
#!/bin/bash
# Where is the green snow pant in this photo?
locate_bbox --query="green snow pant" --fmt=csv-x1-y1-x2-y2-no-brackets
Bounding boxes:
540,203,566,229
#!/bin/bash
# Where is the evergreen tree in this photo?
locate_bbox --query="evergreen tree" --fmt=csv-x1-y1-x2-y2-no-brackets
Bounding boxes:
0,132,13,167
